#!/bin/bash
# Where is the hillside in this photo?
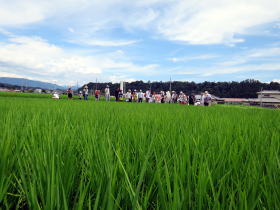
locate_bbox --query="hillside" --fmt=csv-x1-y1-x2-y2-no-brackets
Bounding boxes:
0,77,64,90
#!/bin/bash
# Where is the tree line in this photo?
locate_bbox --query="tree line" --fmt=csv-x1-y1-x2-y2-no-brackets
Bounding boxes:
85,79,280,98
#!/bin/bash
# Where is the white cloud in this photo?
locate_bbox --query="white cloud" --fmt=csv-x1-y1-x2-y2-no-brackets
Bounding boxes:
157,0,280,44
68,27,75,33
272,79,280,83
0,0,91,26
0,36,101,75
170,54,219,62
1,0,280,45
107,75,136,83
171,46,280,77
248,47,280,58
218,59,248,66
217,47,280,67
73,39,140,47
202,63,280,76
0,34,158,84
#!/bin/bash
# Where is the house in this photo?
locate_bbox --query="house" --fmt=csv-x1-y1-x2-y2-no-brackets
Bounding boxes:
248,90,280,108
33,89,42,94
0,88,9,92
257,90,280,100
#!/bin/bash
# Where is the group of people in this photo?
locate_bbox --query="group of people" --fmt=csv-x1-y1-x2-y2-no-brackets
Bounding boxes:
64,85,90,100
111,89,212,106
54,85,212,106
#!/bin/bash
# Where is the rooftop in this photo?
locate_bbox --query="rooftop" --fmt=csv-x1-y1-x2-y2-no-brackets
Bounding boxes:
257,90,280,94
222,98,246,102
248,98,280,103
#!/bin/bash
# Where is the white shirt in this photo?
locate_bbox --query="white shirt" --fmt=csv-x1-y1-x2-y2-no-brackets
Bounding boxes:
138,92,144,98
126,92,131,99
145,91,150,98
166,91,171,99
105,88,110,95
84,88,89,95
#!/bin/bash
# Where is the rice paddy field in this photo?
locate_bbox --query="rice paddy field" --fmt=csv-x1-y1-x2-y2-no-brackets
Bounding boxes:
0,92,279,209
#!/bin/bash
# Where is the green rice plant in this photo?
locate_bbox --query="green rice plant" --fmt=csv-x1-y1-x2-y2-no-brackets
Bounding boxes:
0,94,279,209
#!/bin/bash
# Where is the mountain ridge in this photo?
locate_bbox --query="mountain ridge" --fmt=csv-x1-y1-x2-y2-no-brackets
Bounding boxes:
0,77,65,90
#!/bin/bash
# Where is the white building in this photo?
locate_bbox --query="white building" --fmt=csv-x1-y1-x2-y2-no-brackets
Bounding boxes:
248,90,280,107
257,90,280,100
34,89,42,94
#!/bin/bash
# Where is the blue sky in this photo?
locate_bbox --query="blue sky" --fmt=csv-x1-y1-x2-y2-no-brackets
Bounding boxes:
0,0,280,86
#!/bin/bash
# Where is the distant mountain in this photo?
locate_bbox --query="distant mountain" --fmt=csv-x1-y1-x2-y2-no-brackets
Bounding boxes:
0,77,65,90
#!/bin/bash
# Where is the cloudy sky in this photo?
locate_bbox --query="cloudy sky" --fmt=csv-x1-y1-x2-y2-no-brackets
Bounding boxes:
0,0,280,85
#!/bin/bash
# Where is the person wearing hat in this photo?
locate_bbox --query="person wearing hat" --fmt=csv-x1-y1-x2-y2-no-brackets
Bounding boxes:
105,85,110,101
83,85,89,100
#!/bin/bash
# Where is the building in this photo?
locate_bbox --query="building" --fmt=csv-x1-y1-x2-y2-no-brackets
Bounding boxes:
33,89,42,94
248,90,280,108
257,90,280,100
222,98,246,105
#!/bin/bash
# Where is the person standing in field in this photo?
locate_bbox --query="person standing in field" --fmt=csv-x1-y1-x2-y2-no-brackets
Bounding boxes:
119,89,124,101
160,91,165,103
145,90,150,103
125,89,132,102
83,85,89,100
189,93,196,105
94,89,100,101
132,90,138,102
178,91,187,104
138,90,144,103
165,91,171,103
155,92,161,103
203,91,212,106
149,92,154,103
115,88,120,101
67,87,73,99
171,91,177,103
105,85,110,101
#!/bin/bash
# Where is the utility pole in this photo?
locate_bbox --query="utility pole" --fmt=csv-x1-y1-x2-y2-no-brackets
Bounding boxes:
169,76,172,93
260,87,263,107
123,81,126,93
95,78,98,90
